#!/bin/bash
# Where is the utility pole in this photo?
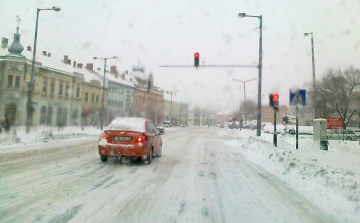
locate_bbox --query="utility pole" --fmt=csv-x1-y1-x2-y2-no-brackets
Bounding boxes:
233,78,256,128
165,90,178,127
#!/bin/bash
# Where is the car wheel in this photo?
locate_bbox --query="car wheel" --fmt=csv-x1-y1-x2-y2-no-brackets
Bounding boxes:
156,145,162,157
100,155,108,162
346,137,352,141
144,148,152,164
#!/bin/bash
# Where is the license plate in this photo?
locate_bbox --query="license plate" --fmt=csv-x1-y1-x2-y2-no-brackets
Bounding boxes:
113,136,131,141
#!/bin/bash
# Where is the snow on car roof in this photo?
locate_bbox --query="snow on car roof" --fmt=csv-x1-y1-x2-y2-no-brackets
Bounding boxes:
108,118,147,131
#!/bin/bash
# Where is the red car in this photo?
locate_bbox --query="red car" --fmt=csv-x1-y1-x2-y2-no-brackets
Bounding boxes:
98,118,163,164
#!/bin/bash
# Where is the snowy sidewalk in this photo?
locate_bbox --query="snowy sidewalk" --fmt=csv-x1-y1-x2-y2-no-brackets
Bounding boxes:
220,128,360,223
0,125,102,152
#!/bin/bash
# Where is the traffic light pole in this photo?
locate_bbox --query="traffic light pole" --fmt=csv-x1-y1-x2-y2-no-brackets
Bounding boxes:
296,104,299,149
273,107,277,147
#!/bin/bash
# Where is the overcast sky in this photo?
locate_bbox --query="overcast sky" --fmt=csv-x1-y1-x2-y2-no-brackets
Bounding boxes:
1,0,359,112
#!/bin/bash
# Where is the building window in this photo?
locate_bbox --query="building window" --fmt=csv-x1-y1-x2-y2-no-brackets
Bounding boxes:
92,94,95,103
108,100,110,105
96,95,99,103
43,81,47,93
59,84,63,96
15,76,20,89
76,87,80,98
85,93,88,102
50,83,55,94
65,85,69,96
120,101,123,107
7,75,13,88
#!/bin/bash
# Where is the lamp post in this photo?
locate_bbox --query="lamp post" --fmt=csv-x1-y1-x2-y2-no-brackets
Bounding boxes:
233,78,256,129
26,6,60,133
93,56,117,130
304,32,316,118
238,13,263,136
165,90,178,127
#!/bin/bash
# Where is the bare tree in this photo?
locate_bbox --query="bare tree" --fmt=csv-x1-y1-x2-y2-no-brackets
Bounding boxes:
308,67,360,128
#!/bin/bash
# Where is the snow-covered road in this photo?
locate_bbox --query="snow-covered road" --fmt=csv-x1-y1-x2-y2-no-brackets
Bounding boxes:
0,127,335,223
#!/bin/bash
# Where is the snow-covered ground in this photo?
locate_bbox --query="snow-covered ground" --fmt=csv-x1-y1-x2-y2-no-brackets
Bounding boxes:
0,125,102,152
221,128,360,222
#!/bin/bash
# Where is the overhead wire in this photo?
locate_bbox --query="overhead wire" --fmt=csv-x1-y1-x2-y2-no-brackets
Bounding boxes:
163,27,259,66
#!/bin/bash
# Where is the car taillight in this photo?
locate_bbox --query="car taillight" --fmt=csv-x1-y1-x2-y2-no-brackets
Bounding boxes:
137,134,146,142
99,132,107,141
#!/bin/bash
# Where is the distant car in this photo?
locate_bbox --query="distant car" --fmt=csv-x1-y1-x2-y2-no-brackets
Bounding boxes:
220,124,224,128
157,126,165,134
98,118,163,164
326,129,357,141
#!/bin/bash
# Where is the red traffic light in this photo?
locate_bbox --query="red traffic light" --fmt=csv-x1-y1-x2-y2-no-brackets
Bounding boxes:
273,94,279,100
194,52,199,67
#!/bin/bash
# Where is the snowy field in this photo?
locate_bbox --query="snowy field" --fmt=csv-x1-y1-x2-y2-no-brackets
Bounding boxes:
221,128,360,222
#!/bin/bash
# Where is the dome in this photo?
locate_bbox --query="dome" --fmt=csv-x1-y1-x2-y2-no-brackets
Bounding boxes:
8,33,24,55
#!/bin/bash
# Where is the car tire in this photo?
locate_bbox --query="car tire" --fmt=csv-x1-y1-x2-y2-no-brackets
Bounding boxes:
156,145,162,157
346,137,353,141
100,155,108,162
144,148,152,164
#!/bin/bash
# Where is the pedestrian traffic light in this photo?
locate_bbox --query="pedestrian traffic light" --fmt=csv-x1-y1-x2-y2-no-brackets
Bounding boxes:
283,116,286,122
286,116,289,123
194,52,199,67
273,93,279,106
269,94,274,107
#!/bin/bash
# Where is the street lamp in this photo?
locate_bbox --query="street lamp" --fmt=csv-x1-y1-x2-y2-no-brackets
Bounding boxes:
26,6,61,133
238,12,263,136
304,32,316,118
165,90,178,127
93,56,117,130
233,78,256,129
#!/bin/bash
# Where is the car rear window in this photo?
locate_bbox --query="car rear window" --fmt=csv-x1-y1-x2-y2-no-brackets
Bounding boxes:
108,118,146,131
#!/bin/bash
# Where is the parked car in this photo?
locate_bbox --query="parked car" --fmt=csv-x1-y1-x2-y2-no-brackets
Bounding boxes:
326,129,357,141
157,125,165,134
98,118,163,164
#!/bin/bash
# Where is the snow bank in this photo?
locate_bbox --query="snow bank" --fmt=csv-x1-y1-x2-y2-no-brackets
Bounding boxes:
220,128,360,223
0,125,102,149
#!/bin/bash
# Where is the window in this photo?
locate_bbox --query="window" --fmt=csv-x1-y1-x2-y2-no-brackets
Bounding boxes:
85,93,88,102
7,75,13,88
15,76,20,89
42,81,47,93
120,101,123,107
92,94,95,103
50,83,55,94
96,95,99,103
59,84,63,96
108,100,110,105
65,85,69,96
76,87,80,98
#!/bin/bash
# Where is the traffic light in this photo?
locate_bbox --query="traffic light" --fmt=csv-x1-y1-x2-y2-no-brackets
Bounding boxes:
269,94,274,107
285,116,289,123
273,93,279,106
283,116,286,122
194,52,199,67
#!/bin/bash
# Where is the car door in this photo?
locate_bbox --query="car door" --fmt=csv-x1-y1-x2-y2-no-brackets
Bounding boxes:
149,122,160,154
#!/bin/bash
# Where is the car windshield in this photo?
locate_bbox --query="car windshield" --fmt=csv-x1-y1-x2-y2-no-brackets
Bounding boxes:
1,1,360,223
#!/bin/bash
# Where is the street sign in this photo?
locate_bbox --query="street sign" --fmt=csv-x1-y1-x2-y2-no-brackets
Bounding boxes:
290,89,306,105
324,117,343,129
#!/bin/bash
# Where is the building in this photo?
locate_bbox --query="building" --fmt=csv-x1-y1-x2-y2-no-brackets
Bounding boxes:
261,105,286,124
164,100,189,126
132,65,164,124
0,25,106,128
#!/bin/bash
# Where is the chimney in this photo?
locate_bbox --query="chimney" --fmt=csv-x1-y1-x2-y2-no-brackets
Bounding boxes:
110,66,116,74
125,70,128,74
27,46,32,51
64,55,68,64
86,63,93,70
114,70,118,78
122,73,125,80
73,61,76,68
48,53,51,57
1,38,8,48
77,63,83,69
42,51,47,56
68,59,71,65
